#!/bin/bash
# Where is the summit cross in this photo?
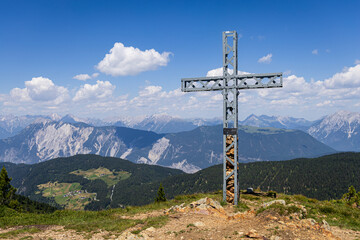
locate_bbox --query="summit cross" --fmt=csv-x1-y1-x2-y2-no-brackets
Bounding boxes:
181,31,283,205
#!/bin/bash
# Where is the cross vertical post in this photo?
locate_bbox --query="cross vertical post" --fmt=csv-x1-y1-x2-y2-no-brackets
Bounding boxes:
181,31,283,205
222,31,239,204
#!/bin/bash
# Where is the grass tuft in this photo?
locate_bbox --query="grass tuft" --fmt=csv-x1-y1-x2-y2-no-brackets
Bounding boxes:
0,227,40,239
257,203,303,216
236,201,250,212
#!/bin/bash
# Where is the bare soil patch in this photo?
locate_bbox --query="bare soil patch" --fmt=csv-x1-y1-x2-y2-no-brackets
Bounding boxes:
1,197,360,240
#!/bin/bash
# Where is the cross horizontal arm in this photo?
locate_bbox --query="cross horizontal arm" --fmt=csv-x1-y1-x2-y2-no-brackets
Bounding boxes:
181,73,283,92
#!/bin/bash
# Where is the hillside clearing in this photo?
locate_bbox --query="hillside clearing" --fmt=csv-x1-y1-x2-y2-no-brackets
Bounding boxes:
70,167,131,187
37,181,97,210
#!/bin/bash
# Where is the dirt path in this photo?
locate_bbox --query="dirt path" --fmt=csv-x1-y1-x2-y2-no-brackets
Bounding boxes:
1,198,360,240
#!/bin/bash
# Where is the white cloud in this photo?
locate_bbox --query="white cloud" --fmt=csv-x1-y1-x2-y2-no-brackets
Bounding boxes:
3,63,360,120
139,86,162,97
73,73,100,81
283,70,292,75
96,42,171,76
211,94,223,101
73,80,115,101
269,97,300,105
73,74,92,81
312,49,318,55
26,77,68,103
8,77,69,104
323,64,360,88
167,88,185,97
258,53,272,64
355,59,360,65
206,68,250,77
251,63,360,115
316,100,333,107
9,87,31,102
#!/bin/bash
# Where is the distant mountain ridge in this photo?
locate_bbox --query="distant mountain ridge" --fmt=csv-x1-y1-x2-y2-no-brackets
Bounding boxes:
0,114,59,139
0,113,222,137
0,121,335,173
2,110,360,152
240,114,314,131
128,114,222,133
308,111,360,151
0,120,162,164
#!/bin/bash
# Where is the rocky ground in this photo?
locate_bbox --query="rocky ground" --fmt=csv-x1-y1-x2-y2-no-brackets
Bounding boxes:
1,197,360,240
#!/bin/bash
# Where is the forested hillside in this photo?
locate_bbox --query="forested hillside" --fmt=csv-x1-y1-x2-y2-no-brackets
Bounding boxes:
159,152,360,201
2,155,183,209
2,152,359,209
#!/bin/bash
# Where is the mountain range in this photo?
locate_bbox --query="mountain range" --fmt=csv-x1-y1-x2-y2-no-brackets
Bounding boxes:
239,111,360,152
308,111,360,151
1,110,359,170
1,111,360,151
0,113,223,138
0,120,334,172
240,114,314,131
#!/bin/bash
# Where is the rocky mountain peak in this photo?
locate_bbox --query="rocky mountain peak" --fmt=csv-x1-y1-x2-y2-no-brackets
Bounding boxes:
307,110,360,151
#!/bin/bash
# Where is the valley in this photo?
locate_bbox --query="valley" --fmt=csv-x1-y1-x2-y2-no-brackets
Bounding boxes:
2,152,360,210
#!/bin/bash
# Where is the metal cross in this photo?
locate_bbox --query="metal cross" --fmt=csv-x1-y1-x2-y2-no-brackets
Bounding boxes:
181,31,283,205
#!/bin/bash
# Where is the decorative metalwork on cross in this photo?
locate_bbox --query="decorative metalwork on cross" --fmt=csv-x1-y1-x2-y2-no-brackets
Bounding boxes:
181,31,283,205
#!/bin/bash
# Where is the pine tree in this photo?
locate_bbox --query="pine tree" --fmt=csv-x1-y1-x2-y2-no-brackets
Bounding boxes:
155,183,166,203
0,166,17,206
342,185,359,206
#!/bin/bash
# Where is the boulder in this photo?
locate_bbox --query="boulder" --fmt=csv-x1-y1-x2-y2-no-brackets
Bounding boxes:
261,199,286,208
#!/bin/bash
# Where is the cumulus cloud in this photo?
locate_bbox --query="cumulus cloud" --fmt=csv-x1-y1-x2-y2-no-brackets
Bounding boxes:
73,80,115,101
211,94,223,101
258,53,272,64
316,100,333,107
73,73,100,81
355,59,360,65
206,68,250,77
283,70,292,75
73,74,92,81
249,63,360,116
96,42,171,76
139,86,163,97
323,64,360,88
9,77,69,104
3,62,360,119
9,88,31,102
312,49,318,55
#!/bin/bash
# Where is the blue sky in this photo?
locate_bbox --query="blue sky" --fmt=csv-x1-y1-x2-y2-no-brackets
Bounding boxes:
0,0,359,120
